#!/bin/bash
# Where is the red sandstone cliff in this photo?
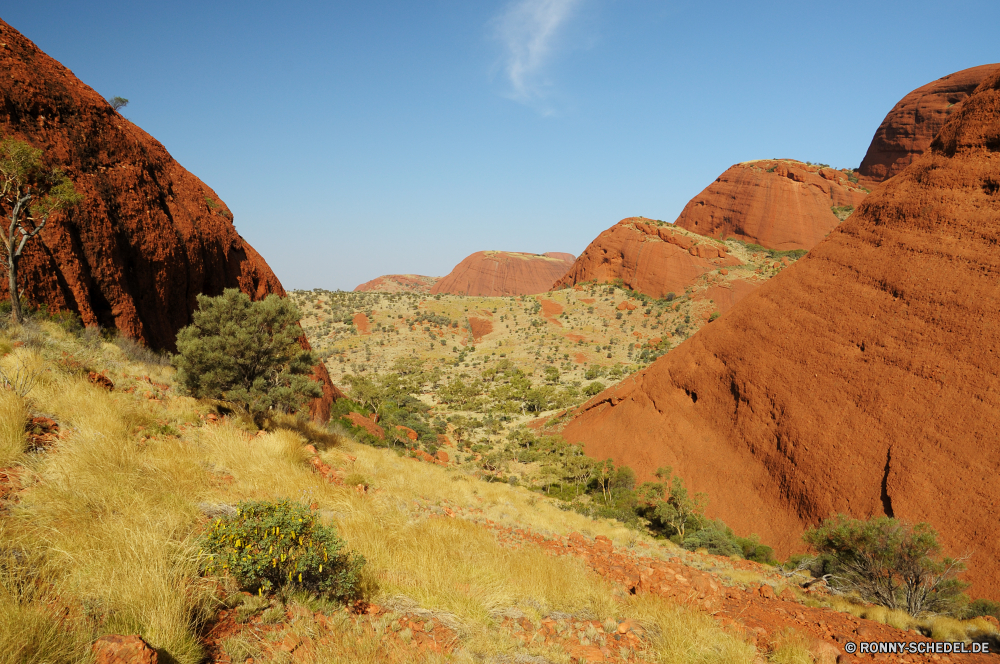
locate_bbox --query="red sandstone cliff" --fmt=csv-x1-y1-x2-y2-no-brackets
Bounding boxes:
430,251,574,297
561,70,1000,599
858,63,1000,186
0,20,337,419
553,218,741,299
354,274,439,293
673,160,868,251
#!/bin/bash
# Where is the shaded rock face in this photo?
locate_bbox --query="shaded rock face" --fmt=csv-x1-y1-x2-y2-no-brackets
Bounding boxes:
0,20,337,419
430,251,575,296
673,161,869,251
353,274,439,293
553,218,740,299
858,63,1000,185
562,71,1000,599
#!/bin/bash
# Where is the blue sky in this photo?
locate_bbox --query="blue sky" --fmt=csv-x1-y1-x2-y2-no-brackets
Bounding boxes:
5,2,999,290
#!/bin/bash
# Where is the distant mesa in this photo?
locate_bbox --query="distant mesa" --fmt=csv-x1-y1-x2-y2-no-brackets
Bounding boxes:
858,63,1000,185
0,19,338,419
430,251,575,297
553,218,741,300
673,160,869,251
354,274,439,293
563,68,1000,600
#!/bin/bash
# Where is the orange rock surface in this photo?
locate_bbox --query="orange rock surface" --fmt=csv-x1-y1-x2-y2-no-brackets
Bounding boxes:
0,20,338,420
562,71,1000,599
553,218,740,298
858,63,1000,185
430,251,575,296
673,161,868,251
353,274,439,293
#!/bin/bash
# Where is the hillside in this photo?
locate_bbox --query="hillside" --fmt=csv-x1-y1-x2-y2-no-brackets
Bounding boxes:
353,274,440,293
430,251,575,296
672,160,869,251
858,63,1000,186
2,316,997,664
561,69,1000,600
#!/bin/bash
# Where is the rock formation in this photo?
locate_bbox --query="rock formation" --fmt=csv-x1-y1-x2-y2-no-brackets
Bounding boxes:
673,161,868,251
430,251,575,297
858,63,1000,185
353,274,439,293
553,218,741,299
562,70,1000,599
0,20,338,419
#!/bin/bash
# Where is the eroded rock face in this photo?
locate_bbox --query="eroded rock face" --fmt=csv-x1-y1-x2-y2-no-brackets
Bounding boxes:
858,63,1000,185
673,161,868,251
562,71,1000,599
353,274,439,293
553,218,741,299
0,20,337,419
430,251,575,296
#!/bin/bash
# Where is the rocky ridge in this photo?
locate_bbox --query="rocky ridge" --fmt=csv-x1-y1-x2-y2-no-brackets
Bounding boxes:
561,69,1000,599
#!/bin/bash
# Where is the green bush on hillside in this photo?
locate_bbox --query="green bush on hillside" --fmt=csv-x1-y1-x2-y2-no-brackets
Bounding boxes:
201,500,365,602
803,515,968,615
173,289,321,425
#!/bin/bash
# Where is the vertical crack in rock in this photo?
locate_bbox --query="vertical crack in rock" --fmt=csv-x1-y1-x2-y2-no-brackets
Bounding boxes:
880,447,894,518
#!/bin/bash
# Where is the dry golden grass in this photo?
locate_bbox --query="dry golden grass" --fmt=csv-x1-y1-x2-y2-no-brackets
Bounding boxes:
0,388,27,467
0,320,764,663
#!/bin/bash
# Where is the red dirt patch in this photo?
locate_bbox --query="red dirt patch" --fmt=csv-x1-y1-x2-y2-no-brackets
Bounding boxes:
573,352,587,364
467,317,493,342
352,313,370,335
539,299,563,317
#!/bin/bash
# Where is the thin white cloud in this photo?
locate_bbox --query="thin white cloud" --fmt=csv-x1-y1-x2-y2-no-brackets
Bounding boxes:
493,0,582,108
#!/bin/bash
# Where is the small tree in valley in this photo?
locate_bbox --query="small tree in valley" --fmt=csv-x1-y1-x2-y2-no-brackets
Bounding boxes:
0,137,82,323
173,289,321,426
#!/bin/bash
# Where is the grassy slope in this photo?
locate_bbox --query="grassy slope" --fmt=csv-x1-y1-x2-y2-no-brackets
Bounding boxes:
0,319,761,664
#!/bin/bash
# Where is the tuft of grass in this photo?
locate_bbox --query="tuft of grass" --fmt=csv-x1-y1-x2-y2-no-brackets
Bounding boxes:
0,388,27,466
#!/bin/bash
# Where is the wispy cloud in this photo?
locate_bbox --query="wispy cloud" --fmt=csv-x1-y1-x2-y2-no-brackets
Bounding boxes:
493,0,582,109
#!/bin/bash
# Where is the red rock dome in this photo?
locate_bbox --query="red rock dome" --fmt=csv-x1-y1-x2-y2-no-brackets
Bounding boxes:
673,160,868,251
562,70,1000,599
0,19,338,419
553,218,741,299
430,251,574,297
858,63,1000,185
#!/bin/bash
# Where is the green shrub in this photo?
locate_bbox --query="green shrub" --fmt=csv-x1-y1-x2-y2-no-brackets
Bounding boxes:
803,515,967,615
200,500,365,603
173,289,321,425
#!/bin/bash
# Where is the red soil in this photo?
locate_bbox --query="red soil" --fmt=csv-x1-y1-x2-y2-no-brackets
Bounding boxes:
352,312,371,335
467,317,493,342
673,161,869,251
539,298,564,318
562,71,1000,599
693,279,762,315
0,20,338,421
858,63,1000,185
353,274,439,293
554,218,740,298
431,251,575,296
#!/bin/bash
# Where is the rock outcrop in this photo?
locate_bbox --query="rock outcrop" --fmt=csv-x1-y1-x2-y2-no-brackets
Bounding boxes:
430,251,575,297
562,70,1000,599
553,218,741,299
0,20,337,419
673,161,868,251
858,63,1000,185
353,274,439,293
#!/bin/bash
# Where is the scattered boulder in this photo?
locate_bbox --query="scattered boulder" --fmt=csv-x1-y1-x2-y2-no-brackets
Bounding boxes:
91,635,158,664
